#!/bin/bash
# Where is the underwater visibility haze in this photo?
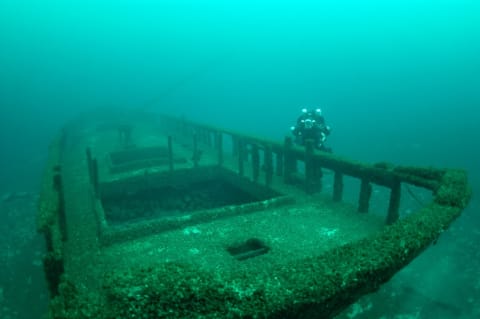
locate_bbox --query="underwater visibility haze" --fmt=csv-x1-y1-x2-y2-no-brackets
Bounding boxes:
0,0,479,318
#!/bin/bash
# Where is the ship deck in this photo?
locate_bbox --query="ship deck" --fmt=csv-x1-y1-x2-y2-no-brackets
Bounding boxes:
59,115,385,288
37,111,471,319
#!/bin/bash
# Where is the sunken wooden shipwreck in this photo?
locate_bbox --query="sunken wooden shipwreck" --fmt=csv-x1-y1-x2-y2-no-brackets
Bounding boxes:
37,111,471,319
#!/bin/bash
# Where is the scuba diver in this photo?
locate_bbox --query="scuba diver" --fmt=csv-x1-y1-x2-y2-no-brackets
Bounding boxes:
291,108,332,152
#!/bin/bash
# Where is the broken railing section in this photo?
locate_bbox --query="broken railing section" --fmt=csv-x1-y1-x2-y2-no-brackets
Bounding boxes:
36,132,67,297
158,114,463,225
86,147,100,199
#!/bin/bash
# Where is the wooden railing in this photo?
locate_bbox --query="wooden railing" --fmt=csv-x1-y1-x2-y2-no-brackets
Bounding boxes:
158,114,448,225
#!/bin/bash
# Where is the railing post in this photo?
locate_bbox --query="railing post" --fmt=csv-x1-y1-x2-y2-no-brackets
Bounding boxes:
237,138,245,176
195,128,202,145
305,139,321,194
386,181,401,224
207,131,213,148
232,136,238,157
192,134,200,168
91,158,99,198
284,137,296,184
358,178,372,213
85,147,99,198
215,132,223,166
251,143,260,182
264,144,273,186
168,135,174,171
333,171,343,202
53,167,67,242
201,128,210,146
275,151,283,177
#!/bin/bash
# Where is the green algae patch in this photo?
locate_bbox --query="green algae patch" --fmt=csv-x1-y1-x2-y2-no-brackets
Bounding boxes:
43,200,468,319
434,169,471,207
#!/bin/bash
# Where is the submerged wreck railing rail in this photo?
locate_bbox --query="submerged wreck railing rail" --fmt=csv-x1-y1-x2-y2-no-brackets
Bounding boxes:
158,114,448,225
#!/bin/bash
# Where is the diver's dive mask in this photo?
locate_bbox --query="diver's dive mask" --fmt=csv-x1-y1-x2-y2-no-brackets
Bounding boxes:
304,118,315,129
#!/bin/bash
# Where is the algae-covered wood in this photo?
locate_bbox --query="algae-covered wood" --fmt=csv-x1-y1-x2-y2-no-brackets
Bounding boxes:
37,112,471,319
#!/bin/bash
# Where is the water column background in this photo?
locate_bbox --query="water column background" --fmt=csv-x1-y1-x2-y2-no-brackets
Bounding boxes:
0,1,479,318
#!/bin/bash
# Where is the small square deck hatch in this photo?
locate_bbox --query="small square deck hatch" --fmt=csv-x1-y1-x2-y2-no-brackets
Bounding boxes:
227,238,270,261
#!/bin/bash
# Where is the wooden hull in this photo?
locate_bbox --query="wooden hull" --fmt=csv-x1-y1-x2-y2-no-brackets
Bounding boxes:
37,111,471,318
